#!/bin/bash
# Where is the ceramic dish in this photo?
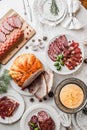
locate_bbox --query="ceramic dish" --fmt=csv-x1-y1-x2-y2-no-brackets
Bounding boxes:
0,89,25,124
10,79,32,96
33,0,67,26
45,34,84,75
54,78,87,114
20,104,60,130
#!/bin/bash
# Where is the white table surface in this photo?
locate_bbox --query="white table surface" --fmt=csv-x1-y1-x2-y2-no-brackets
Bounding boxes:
0,0,87,130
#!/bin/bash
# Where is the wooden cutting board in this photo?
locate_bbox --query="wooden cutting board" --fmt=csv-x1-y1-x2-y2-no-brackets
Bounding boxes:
0,9,36,65
80,0,87,9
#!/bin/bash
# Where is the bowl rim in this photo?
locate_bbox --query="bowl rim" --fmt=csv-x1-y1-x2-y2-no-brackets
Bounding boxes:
54,78,87,114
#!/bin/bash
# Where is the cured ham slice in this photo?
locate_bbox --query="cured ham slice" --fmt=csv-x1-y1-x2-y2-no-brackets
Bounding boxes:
7,17,16,27
35,74,47,99
0,30,6,42
0,96,19,119
0,25,10,35
3,20,14,31
28,75,42,94
12,15,22,28
0,29,24,59
43,70,54,93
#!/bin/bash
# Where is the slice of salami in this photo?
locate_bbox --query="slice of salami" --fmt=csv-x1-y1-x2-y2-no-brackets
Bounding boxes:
3,20,13,31
30,115,38,124
37,111,49,122
0,25,10,34
0,30,6,42
12,15,22,28
7,17,16,28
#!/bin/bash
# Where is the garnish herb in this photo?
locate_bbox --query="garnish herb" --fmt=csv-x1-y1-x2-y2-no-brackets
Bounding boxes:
0,69,11,94
54,54,64,71
50,0,59,15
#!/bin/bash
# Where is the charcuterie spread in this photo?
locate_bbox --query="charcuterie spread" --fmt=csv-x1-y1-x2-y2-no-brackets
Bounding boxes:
0,9,36,64
9,53,54,99
48,35,82,71
0,96,19,119
28,111,55,130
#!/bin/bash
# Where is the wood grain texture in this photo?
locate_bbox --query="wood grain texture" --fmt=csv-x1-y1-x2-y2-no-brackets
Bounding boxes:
0,9,36,64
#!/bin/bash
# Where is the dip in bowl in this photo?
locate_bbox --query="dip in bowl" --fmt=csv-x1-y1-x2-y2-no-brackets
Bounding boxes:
54,78,87,114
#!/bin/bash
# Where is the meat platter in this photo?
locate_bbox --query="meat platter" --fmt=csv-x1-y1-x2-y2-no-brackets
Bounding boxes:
46,34,84,75
0,9,36,64
20,104,60,130
0,90,25,124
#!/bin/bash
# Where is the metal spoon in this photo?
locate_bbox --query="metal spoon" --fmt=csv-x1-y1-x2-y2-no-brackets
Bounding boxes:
59,112,72,130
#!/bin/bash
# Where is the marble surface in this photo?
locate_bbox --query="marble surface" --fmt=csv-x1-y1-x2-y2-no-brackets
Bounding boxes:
0,0,87,130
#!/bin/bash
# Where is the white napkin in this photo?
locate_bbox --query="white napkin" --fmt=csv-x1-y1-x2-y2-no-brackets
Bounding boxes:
61,0,83,30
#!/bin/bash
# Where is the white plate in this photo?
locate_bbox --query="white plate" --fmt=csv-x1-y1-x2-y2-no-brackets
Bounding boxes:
38,0,66,22
72,114,81,130
45,34,84,75
20,104,60,130
33,0,67,26
76,110,87,130
0,89,25,124
10,79,33,96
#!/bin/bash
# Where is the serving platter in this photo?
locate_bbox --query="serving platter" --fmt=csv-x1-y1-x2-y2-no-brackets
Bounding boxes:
0,89,25,124
33,0,67,26
10,79,32,96
20,104,60,130
46,34,84,75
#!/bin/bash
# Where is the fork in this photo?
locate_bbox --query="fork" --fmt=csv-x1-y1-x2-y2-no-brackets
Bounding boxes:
26,0,32,22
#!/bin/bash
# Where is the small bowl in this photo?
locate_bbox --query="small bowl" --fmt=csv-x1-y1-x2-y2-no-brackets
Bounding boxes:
54,78,87,114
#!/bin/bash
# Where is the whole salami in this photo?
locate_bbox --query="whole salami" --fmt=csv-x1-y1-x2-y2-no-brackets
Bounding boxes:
0,29,24,59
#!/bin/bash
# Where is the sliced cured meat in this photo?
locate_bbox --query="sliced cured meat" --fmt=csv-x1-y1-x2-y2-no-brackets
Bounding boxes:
3,20,14,31
12,15,22,28
48,50,57,61
0,30,6,42
39,117,55,130
7,17,16,27
0,96,19,119
28,75,42,94
59,35,68,47
34,74,47,99
0,25,10,34
37,111,49,122
0,29,24,59
43,70,54,93
30,115,38,124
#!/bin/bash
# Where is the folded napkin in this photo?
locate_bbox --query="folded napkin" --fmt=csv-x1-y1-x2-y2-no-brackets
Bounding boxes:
61,0,83,29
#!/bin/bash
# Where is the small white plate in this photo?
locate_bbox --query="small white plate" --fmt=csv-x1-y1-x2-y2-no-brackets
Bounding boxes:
45,34,84,75
20,104,60,130
10,79,33,96
76,110,87,130
33,0,67,26
0,89,25,124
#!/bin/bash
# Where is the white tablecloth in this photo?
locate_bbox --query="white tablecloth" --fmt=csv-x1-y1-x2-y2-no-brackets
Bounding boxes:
0,0,87,130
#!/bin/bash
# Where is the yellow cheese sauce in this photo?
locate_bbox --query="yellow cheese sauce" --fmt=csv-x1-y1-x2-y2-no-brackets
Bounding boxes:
60,84,84,109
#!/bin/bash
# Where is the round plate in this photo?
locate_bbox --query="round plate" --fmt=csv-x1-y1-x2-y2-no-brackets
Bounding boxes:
20,104,60,130
10,79,33,96
33,0,67,26
45,34,84,75
54,78,87,114
76,109,87,130
38,0,66,22
0,89,25,124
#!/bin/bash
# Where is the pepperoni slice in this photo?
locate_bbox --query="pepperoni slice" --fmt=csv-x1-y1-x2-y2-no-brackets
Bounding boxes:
37,111,49,122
